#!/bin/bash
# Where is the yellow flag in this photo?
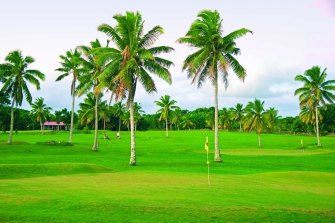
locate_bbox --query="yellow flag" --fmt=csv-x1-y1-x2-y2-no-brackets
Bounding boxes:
205,136,209,152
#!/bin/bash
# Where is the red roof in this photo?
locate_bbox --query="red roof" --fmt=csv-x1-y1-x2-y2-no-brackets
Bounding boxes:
43,121,65,125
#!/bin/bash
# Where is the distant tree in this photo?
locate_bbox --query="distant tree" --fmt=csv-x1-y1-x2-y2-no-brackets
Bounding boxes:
78,92,105,128
134,102,145,131
230,103,245,132
244,99,267,147
294,66,335,146
219,107,233,131
299,105,322,134
99,101,111,132
265,107,281,132
171,107,182,131
30,97,52,133
98,11,174,165
122,111,130,131
179,10,252,161
181,114,195,130
0,50,45,144
55,49,85,144
112,101,126,132
155,95,177,137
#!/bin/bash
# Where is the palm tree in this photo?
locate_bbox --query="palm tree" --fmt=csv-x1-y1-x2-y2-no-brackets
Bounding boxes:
299,105,323,131
181,114,195,130
264,107,281,132
99,101,112,132
55,49,85,144
171,107,182,131
244,99,267,147
30,97,52,133
77,39,109,151
219,107,233,131
113,101,126,132
155,95,177,137
78,92,105,127
0,50,45,144
178,10,252,162
122,111,130,131
133,102,144,131
98,11,174,165
294,66,335,146
230,103,245,132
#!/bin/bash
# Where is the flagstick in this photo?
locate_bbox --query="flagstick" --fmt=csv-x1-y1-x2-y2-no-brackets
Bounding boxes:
207,149,210,185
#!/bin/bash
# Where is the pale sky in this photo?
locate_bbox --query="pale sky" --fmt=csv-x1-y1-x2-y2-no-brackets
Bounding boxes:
0,0,334,117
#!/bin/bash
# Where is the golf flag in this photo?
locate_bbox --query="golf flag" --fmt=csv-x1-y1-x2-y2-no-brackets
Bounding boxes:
205,136,209,152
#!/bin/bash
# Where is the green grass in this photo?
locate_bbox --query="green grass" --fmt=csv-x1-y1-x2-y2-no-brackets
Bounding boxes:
0,130,334,222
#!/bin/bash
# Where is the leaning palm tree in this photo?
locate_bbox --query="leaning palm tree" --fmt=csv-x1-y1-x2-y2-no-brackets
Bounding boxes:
30,97,52,133
230,103,245,132
178,10,252,162
0,50,45,144
244,99,267,147
98,11,174,165
55,49,85,144
155,95,177,137
294,66,335,146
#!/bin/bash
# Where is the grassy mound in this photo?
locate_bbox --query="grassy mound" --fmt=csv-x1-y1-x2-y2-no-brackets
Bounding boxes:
0,163,112,179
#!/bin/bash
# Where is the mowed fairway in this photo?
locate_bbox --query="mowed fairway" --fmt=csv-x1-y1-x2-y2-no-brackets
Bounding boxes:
0,131,334,222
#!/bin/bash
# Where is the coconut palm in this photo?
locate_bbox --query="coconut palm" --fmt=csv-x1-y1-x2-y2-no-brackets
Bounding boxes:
97,11,174,165
55,49,85,144
244,99,267,147
133,102,144,131
155,95,177,137
78,92,104,127
294,66,335,146
230,103,245,132
30,97,52,133
122,111,130,131
99,101,112,132
171,107,182,131
264,107,281,132
299,105,323,134
113,101,126,132
219,107,233,131
0,50,45,144
178,10,252,161
181,114,195,130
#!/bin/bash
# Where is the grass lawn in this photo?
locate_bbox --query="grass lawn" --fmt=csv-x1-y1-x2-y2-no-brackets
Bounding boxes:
0,130,334,222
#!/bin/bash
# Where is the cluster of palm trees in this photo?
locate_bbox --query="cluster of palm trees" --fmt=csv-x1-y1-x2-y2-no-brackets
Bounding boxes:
1,9,333,165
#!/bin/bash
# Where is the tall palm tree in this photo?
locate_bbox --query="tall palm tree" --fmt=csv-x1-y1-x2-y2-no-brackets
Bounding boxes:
0,50,45,144
30,97,52,133
178,10,252,162
78,92,105,127
55,49,85,144
113,101,126,132
230,103,245,132
98,11,174,165
77,39,109,151
294,66,335,146
155,95,177,137
244,99,267,147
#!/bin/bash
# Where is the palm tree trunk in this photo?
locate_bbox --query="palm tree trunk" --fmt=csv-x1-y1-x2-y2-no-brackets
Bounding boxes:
315,107,321,146
104,118,106,132
119,118,121,132
239,122,242,132
214,78,222,162
40,120,43,134
258,133,261,148
92,95,99,151
166,119,168,137
69,85,75,144
129,99,136,166
7,99,15,144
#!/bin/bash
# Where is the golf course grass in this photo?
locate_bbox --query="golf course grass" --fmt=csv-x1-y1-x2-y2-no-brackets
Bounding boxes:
0,130,334,222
